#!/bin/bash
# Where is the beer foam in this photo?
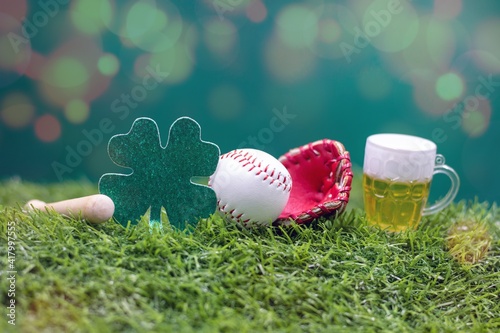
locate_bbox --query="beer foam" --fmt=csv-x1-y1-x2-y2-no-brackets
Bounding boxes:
363,134,436,181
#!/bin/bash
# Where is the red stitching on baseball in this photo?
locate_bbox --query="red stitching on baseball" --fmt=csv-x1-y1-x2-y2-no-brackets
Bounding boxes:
219,150,291,194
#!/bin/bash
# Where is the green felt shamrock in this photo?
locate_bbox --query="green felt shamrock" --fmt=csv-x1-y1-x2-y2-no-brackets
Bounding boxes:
98,117,220,230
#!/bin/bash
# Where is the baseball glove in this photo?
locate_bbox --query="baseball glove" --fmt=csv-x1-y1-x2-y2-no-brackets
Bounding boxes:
276,139,353,225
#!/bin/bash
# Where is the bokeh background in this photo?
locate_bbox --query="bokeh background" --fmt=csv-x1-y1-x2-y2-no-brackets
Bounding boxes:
0,0,499,205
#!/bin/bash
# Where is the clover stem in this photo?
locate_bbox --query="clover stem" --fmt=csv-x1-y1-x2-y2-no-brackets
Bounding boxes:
149,205,163,231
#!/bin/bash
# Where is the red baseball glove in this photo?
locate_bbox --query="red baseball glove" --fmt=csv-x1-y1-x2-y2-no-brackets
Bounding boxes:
276,139,353,225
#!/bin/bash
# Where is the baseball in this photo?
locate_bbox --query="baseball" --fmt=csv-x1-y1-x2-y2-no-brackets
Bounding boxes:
209,148,292,226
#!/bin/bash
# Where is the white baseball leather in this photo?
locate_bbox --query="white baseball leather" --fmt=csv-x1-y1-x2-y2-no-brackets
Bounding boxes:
209,148,292,226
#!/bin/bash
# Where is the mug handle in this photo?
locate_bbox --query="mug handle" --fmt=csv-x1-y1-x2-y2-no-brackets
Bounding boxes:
423,154,460,216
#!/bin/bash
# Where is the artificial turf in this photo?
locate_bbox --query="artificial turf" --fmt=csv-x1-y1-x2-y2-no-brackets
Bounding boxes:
0,178,499,332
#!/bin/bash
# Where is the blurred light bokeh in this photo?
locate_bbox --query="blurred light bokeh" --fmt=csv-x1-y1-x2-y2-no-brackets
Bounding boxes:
0,0,499,204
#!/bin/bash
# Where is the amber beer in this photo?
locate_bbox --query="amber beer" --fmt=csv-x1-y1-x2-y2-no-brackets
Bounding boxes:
363,134,459,232
363,174,431,232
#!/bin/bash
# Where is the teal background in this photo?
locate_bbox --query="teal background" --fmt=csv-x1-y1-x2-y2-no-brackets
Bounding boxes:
0,0,499,204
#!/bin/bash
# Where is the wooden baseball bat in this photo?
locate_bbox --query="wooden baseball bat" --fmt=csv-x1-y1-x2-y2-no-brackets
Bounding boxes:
25,194,115,224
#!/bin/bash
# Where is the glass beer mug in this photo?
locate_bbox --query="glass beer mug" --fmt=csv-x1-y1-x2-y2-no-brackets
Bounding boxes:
363,134,460,232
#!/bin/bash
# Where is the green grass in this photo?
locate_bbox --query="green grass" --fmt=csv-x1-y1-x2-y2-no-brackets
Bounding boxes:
1,178,499,332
